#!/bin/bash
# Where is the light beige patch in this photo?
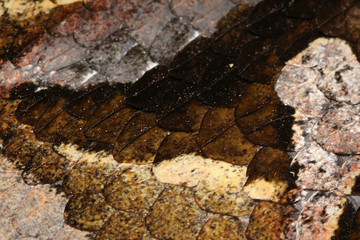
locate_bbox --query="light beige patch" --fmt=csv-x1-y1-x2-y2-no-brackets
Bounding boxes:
243,177,289,202
153,153,216,187
3,0,82,21
195,161,254,217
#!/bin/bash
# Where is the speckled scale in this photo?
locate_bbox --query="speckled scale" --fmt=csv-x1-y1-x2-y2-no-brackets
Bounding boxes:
245,201,297,239
126,77,176,111
155,81,200,121
65,84,116,120
64,194,115,232
284,0,321,19
15,90,50,126
168,37,215,84
112,111,168,164
197,107,258,165
156,99,210,132
22,144,71,185
154,132,199,164
197,70,249,108
245,147,292,186
211,21,258,57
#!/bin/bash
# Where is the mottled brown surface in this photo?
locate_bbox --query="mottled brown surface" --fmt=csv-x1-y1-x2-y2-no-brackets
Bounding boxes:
145,186,210,240
246,201,296,240
198,214,247,240
0,0,83,64
2,0,360,239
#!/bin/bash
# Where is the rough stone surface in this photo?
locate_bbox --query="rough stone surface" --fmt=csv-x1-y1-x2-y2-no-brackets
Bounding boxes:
313,103,360,155
0,156,90,240
292,141,341,191
277,38,360,190
276,37,360,239
296,192,354,240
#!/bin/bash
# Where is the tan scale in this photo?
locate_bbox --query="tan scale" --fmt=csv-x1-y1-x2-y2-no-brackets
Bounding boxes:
194,162,255,217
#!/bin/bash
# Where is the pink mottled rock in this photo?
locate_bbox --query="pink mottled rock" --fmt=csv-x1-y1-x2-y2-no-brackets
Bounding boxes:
291,112,318,151
276,37,360,239
128,0,173,49
288,38,356,76
277,38,360,119
317,64,360,105
0,61,42,98
0,157,32,218
315,41,360,105
0,156,90,239
276,65,329,118
12,185,68,238
291,141,340,191
338,156,360,195
313,102,360,155
38,36,87,72
52,224,91,240
297,191,355,240
171,0,234,37
73,10,121,48
50,10,84,37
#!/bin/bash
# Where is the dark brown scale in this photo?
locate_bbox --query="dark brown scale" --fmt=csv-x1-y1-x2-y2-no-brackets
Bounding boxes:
155,81,200,122
196,107,258,165
247,10,288,38
154,132,199,164
245,147,294,189
126,77,176,111
156,99,209,132
211,20,257,57
9,0,300,165
34,97,72,143
112,111,168,164
126,65,169,97
82,90,135,144
284,0,320,19
196,54,236,87
65,83,116,119
16,91,50,126
168,37,215,85
86,106,136,144
235,83,295,150
351,208,360,239
197,73,249,107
